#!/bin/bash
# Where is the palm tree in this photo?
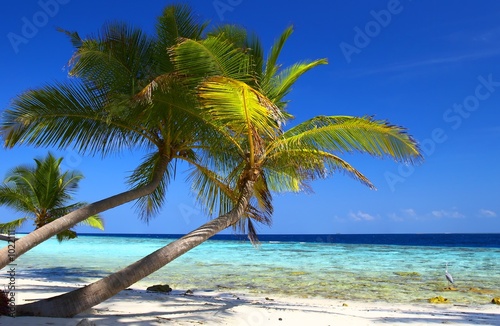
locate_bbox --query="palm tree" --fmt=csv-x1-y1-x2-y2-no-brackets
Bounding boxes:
0,153,103,241
14,26,421,317
0,4,220,268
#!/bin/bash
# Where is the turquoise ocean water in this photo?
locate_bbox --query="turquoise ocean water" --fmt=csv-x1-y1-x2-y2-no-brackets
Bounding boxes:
10,233,500,304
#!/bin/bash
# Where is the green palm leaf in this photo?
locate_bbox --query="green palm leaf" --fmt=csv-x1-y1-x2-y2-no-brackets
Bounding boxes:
57,28,83,49
232,173,273,244
78,215,104,230
278,116,422,163
265,60,328,107
0,174,38,213
2,81,153,155
68,22,155,93
156,4,208,51
245,32,265,88
251,173,273,218
266,148,374,190
263,26,294,84
208,24,248,44
0,218,28,234
154,4,209,76
171,35,252,88
208,25,265,91
56,229,77,242
198,76,284,144
187,161,238,217
127,152,173,221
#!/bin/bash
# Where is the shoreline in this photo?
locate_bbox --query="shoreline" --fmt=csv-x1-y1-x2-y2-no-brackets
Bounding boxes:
3,278,499,325
8,233,500,306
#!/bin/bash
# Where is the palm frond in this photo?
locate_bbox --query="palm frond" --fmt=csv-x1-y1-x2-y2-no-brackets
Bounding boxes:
1,81,154,155
0,218,28,234
78,215,104,230
58,170,84,195
55,229,77,242
128,152,173,222
33,154,63,209
155,4,209,73
187,160,240,217
266,148,374,190
279,116,422,164
198,76,284,142
68,22,155,93
0,181,37,213
208,24,248,49
57,28,83,49
240,218,260,245
252,173,273,217
262,166,305,193
208,26,265,91
156,4,208,49
263,26,294,84
232,192,273,245
68,39,133,92
170,35,251,88
133,72,214,147
245,32,265,88
265,59,328,107
133,72,182,105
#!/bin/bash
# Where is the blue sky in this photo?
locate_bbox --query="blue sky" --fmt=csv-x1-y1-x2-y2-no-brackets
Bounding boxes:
1,0,499,235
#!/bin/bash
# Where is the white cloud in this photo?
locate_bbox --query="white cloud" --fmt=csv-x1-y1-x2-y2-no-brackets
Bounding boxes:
349,210,375,222
402,208,417,217
431,210,444,218
479,209,497,218
431,209,465,219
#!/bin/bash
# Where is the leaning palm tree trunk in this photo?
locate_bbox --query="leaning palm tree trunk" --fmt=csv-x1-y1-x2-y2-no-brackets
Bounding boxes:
0,155,170,270
16,179,256,318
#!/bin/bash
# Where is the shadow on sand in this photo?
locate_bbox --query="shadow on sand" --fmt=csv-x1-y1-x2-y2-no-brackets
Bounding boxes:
5,284,500,325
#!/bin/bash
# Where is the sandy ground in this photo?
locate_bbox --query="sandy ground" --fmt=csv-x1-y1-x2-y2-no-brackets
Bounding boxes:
1,279,499,325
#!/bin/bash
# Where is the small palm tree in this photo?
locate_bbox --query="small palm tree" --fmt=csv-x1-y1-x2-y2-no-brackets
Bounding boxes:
0,153,103,241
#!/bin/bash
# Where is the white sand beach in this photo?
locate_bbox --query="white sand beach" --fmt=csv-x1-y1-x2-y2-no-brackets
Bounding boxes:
1,278,499,325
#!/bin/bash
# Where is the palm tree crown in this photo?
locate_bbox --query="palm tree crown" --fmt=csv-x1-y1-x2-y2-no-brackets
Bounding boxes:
0,153,104,241
177,26,422,241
